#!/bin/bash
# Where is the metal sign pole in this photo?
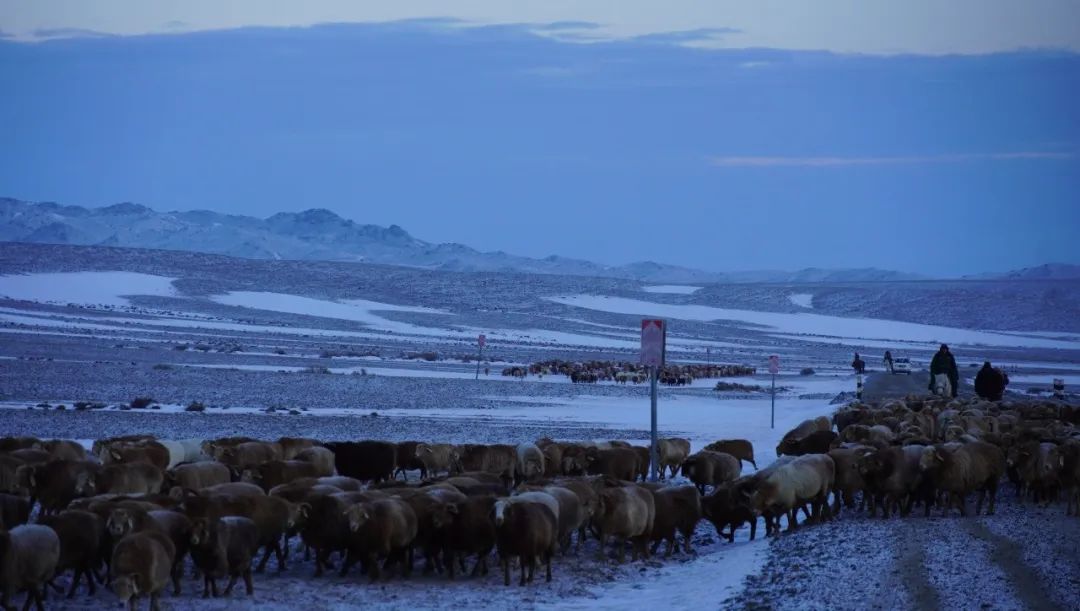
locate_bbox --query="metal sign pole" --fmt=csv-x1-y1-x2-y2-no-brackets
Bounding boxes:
475,343,482,380
771,373,776,430
649,365,659,482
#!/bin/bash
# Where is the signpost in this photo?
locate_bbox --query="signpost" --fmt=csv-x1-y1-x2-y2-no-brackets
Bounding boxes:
641,319,666,482
768,355,779,429
474,334,486,380
1054,378,1065,400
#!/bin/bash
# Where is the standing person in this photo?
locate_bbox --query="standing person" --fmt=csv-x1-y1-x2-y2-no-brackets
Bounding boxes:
974,361,1008,401
851,353,866,374
883,350,894,374
929,344,959,398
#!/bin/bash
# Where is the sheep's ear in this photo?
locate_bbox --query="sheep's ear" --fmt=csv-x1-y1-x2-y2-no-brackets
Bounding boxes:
447,504,460,515
298,503,310,519
127,574,140,595
110,449,122,460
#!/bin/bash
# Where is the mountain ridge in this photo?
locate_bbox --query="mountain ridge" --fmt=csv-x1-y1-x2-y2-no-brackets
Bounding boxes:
0,196,980,283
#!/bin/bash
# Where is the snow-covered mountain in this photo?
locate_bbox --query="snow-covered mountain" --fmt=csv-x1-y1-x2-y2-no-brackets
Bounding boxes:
1,197,925,283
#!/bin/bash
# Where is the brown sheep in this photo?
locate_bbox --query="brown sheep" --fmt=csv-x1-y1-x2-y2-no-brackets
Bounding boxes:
242,460,321,492
277,437,317,460
541,443,564,477
104,442,170,471
96,463,164,496
294,446,335,477
391,491,456,574
1007,441,1063,505
342,498,418,581
0,494,30,530
297,494,351,577
776,416,833,456
189,516,260,598
323,441,397,483
858,445,926,518
919,441,1005,516
777,431,839,457
109,530,175,611
92,435,155,460
585,447,639,482
559,445,589,476
416,443,462,478
106,507,192,595
393,441,426,481
36,509,105,597
629,446,650,481
1061,440,1080,516
514,443,545,485
21,460,98,514
217,442,283,470
702,481,758,542
593,485,655,563
648,485,702,557
0,438,41,453
493,499,558,586
681,451,741,495
40,440,86,462
657,438,691,479
748,454,835,534
827,446,873,514
0,524,60,611
459,444,515,482
703,439,757,469
443,495,497,579
165,462,231,493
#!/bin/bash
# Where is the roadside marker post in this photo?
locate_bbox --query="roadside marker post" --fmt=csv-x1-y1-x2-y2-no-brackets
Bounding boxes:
475,334,486,380
768,355,779,429
1053,378,1065,400
641,319,666,482
857,373,864,400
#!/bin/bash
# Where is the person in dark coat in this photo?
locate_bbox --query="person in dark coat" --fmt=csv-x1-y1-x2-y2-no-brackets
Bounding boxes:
883,350,894,374
974,361,1008,401
929,344,959,397
851,353,866,374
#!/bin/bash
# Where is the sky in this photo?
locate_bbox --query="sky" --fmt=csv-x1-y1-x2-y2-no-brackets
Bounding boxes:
1,3,1079,276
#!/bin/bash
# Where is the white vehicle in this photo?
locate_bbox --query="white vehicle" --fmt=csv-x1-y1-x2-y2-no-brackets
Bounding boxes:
893,357,912,375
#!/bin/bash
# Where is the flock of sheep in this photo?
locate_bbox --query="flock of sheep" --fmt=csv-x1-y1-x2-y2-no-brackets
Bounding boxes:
1,395,1078,610
502,359,756,384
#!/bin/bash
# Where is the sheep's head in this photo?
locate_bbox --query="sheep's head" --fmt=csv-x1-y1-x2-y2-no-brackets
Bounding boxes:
107,509,135,538
414,444,431,459
492,499,510,527
345,504,371,532
111,573,139,601
430,502,456,529
918,447,943,472
239,468,259,485
190,518,213,546
297,502,311,522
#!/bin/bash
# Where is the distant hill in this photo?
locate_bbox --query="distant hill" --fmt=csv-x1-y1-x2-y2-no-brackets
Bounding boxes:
965,263,1080,281
2,196,927,283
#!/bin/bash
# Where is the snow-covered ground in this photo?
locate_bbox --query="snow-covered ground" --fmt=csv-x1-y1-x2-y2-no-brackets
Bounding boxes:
788,293,814,308
0,271,178,305
642,285,702,295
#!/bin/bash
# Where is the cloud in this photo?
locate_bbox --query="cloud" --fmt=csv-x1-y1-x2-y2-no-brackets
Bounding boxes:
630,27,742,45
30,28,117,40
709,151,1074,167
160,20,191,31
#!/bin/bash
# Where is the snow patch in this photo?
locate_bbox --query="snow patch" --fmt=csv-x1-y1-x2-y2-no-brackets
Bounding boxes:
789,293,814,308
0,271,177,306
642,285,702,295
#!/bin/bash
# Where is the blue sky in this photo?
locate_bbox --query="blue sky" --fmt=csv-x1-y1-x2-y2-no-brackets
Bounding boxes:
1,17,1078,275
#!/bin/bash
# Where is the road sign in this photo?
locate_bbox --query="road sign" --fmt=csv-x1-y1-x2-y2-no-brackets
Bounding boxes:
768,355,780,375
641,319,666,367
478,334,486,348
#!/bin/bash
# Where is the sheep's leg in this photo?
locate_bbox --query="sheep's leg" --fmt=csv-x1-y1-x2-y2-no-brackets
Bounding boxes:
502,556,511,586
366,553,381,583
256,544,273,572
244,568,254,595
975,489,987,515
597,531,607,561
518,555,527,586
65,570,82,598
545,551,553,582
956,493,967,517
748,517,757,541
223,574,239,596
618,536,627,564
338,550,357,578
665,537,675,558
149,592,161,611
201,574,211,598
787,508,798,531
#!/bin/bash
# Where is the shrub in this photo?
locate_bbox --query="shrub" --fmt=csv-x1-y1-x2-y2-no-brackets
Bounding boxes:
130,397,155,409
185,401,206,412
800,368,816,376
173,344,189,351
152,363,173,371
302,366,332,375
274,348,287,355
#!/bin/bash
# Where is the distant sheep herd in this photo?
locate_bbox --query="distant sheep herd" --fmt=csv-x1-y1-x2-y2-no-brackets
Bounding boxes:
1,396,1078,610
502,360,756,385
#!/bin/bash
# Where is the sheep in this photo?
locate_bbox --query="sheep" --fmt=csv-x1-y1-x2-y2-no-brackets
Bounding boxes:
106,507,192,595
629,446,650,481
166,462,231,494
648,485,702,557
585,447,640,482
96,463,164,496
40,440,86,462
515,443,545,485
342,498,418,581
415,443,462,478
493,499,558,586
242,460,322,492
459,444,516,483
294,446,335,477
0,494,30,530
217,442,283,470
20,460,98,514
1007,441,1063,505
702,480,757,542
323,441,397,483
858,445,926,518
777,431,839,457
0,524,60,611
703,439,757,469
391,491,457,575
559,445,589,476
748,454,835,534
919,441,1005,516
92,435,155,460
394,442,426,481
109,530,175,611
189,516,260,598
297,494,351,577
593,485,655,563
681,451,741,495
0,438,41,453
777,417,832,456
827,446,873,514
36,509,105,597
657,438,691,479
1060,440,1080,516
277,437,318,460
103,442,170,471
540,443,564,477
535,486,586,553
443,495,497,579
